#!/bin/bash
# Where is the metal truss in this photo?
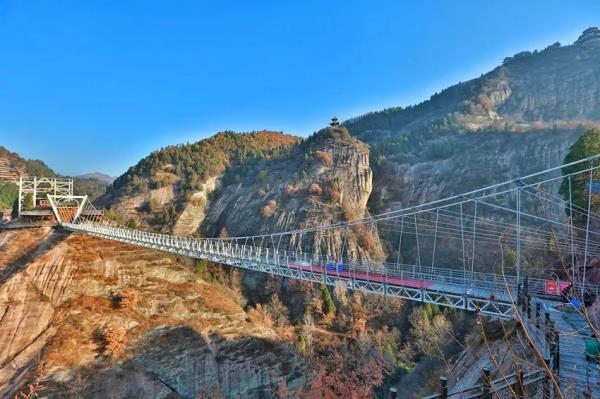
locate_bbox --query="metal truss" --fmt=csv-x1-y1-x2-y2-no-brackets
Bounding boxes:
18,177,73,217
47,195,88,224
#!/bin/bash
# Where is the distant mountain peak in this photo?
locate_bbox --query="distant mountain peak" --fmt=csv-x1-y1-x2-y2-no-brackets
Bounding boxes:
76,172,115,183
575,27,600,45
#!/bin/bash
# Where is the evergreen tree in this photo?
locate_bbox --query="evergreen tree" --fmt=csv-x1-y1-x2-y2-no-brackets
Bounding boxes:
320,283,336,315
560,128,600,222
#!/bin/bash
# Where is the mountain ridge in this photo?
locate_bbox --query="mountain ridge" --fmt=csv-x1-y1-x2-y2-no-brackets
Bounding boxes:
344,27,600,142
76,172,115,184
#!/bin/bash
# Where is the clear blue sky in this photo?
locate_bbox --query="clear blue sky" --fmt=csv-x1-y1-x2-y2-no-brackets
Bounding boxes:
1,1,598,176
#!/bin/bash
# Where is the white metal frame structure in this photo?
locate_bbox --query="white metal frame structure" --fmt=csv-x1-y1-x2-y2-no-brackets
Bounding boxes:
18,177,73,217
47,195,88,225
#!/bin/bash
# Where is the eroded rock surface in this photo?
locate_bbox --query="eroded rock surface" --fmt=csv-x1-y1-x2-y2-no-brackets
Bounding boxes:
0,229,304,398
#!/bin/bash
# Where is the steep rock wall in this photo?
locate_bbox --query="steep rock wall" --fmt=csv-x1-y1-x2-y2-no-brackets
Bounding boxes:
203,127,383,261
0,229,304,399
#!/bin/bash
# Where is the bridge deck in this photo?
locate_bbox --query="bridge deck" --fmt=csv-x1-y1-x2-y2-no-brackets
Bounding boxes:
63,223,528,317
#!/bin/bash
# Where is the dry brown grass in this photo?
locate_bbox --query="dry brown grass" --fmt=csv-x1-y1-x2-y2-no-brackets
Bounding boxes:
342,200,357,221
309,183,323,195
247,304,273,328
314,150,333,167
260,200,277,218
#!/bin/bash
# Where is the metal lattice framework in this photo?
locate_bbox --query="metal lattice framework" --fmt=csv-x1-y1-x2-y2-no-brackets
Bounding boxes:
18,177,73,217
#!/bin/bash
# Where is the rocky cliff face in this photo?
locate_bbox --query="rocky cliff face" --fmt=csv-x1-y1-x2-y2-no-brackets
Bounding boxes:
0,228,304,399
498,37,600,122
203,126,383,261
369,129,581,211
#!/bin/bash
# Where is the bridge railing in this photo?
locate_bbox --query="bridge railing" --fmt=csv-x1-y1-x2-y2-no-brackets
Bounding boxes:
68,223,515,293
421,367,553,399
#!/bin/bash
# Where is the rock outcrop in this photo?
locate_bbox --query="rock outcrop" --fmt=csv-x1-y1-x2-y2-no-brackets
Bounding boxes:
99,131,300,232
0,228,304,398
202,126,383,261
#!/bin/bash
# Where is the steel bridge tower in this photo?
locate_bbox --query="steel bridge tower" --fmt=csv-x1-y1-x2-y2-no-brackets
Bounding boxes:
18,177,73,218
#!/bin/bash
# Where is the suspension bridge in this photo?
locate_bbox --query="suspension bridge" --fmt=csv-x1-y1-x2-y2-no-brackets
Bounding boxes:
25,155,600,397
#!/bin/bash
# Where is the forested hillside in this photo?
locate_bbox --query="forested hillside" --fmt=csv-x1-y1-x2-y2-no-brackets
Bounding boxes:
100,130,300,230
345,31,600,141
0,146,56,178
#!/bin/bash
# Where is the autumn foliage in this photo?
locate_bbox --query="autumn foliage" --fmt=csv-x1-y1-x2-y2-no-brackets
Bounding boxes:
314,150,334,167
277,351,385,399
326,182,341,204
309,183,323,195
260,200,277,218
93,324,127,358
342,200,357,221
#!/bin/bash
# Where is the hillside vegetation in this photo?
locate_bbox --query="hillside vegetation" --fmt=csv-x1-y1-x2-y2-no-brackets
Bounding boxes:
345,36,600,142
110,131,299,198
0,146,56,177
101,131,300,230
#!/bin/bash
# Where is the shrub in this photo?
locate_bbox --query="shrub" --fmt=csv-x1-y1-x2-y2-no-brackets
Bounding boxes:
263,293,289,327
104,324,126,357
258,170,268,181
314,150,333,167
0,182,18,210
121,288,139,308
104,209,123,225
342,200,357,221
260,200,277,218
194,259,223,282
297,335,307,353
126,218,138,229
309,183,323,195
326,183,341,204
320,283,336,315
247,304,273,328
93,324,127,358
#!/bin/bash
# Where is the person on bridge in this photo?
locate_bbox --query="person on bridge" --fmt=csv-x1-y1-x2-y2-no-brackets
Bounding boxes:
583,289,596,307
